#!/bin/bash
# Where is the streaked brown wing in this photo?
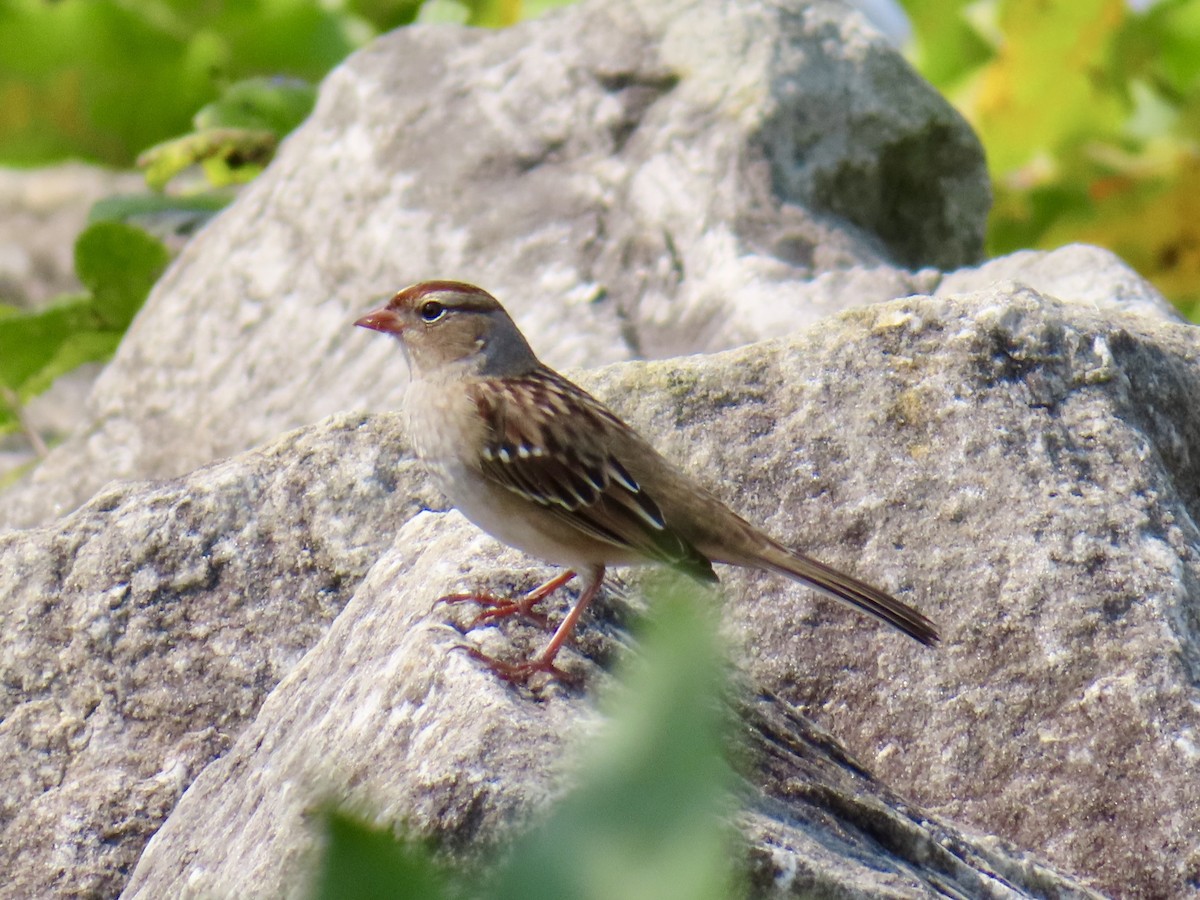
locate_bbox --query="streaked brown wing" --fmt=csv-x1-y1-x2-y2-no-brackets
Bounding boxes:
468,368,716,582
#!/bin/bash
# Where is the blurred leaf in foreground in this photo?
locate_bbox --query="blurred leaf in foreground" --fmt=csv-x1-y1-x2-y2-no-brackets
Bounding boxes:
491,575,742,900
312,813,450,900
310,575,742,900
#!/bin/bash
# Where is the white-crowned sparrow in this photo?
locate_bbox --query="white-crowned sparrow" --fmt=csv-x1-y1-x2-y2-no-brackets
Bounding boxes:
357,281,938,681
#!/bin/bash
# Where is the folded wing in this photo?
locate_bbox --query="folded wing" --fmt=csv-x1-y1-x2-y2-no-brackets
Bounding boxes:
469,368,717,583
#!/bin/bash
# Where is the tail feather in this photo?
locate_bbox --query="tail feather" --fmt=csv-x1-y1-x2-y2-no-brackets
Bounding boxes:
758,542,939,646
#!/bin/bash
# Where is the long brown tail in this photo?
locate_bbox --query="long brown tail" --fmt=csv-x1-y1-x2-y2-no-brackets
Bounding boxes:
757,542,939,646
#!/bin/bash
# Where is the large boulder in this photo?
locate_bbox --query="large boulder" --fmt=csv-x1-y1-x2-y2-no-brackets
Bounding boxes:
4,285,1161,898
0,0,988,531
0,414,433,897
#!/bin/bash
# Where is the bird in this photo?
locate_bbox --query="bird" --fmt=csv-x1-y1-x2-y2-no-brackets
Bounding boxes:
356,281,938,682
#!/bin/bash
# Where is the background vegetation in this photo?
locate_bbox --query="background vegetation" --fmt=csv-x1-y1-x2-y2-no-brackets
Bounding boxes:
903,0,1200,319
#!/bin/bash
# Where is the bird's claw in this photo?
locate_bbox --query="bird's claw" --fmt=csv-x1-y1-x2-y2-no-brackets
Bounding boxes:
435,592,550,629
449,644,578,686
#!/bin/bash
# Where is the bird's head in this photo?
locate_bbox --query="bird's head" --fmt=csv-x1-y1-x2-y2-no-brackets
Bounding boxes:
356,281,538,377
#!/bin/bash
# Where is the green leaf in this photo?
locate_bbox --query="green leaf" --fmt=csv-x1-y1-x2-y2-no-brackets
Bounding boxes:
136,77,315,190
0,218,167,451
0,0,362,167
192,76,316,133
312,812,451,900
138,128,278,190
73,221,170,329
88,192,231,243
491,576,742,900
19,330,122,398
0,298,98,391
88,191,231,227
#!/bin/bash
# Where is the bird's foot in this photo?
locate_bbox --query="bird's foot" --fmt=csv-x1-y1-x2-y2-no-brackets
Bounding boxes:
452,644,579,686
436,570,576,631
437,592,550,629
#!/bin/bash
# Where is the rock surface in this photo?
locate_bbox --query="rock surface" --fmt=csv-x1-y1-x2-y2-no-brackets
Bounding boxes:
120,514,1099,900
0,414,435,898
4,282,1199,897
936,243,1183,323
0,0,988,531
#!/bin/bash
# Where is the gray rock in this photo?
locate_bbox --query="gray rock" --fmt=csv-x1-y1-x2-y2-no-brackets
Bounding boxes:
0,0,987,530
935,243,1182,322
120,513,1100,900
0,413,435,898
4,282,1195,897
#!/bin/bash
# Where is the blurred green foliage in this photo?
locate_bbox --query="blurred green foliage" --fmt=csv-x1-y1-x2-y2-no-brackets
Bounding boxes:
314,813,449,900
0,221,168,445
313,578,744,900
0,0,573,454
0,0,568,169
0,0,414,167
902,0,1200,319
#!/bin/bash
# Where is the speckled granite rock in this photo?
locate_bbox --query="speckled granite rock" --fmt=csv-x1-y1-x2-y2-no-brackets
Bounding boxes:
0,413,434,898
935,243,1182,322
3,281,1197,897
119,513,1100,900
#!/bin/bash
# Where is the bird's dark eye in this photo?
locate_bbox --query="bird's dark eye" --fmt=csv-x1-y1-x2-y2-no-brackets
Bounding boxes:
419,300,446,323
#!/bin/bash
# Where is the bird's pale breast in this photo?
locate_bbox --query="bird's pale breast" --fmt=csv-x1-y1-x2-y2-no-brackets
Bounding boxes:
404,374,637,570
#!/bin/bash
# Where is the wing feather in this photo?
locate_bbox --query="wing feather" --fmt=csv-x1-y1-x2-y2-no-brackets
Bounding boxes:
469,368,715,582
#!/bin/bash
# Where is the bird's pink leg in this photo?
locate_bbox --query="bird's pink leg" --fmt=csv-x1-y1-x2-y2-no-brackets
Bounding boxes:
439,570,576,629
458,566,605,684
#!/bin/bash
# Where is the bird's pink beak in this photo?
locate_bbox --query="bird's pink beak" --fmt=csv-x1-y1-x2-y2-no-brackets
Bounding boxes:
355,307,405,334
